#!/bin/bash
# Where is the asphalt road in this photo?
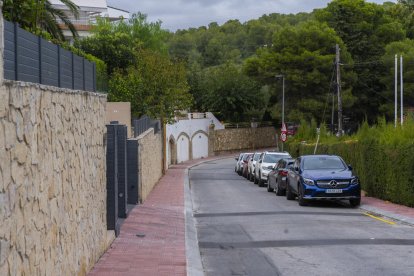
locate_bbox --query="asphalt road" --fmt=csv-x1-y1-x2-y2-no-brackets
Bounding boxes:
189,158,414,276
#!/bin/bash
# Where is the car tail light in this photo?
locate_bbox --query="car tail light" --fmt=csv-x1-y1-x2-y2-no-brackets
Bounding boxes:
279,170,288,176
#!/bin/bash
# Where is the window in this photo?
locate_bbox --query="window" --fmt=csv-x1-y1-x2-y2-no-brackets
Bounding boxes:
303,156,346,170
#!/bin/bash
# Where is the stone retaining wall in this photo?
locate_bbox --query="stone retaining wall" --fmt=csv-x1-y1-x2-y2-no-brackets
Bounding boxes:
211,127,278,154
0,81,112,275
138,128,163,202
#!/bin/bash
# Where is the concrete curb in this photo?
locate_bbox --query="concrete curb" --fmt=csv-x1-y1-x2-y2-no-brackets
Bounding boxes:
359,204,414,226
184,167,204,276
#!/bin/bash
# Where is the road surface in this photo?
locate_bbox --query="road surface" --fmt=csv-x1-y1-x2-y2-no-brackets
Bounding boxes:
189,158,414,276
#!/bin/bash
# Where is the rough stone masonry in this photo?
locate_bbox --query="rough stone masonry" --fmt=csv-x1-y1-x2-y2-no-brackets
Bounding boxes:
0,81,112,275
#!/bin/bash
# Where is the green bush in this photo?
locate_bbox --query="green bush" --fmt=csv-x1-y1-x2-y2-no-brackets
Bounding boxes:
287,119,414,207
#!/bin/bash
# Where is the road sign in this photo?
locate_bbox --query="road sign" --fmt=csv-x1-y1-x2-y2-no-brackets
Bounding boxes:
281,123,287,132
280,132,287,142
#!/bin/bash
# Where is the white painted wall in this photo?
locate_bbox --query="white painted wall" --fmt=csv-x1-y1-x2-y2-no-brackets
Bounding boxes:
177,135,190,163
166,112,224,167
192,132,209,159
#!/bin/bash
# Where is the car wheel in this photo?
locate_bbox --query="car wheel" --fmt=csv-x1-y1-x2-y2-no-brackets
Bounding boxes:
298,185,308,206
349,198,361,207
286,180,295,200
275,180,284,196
258,174,264,187
267,178,273,192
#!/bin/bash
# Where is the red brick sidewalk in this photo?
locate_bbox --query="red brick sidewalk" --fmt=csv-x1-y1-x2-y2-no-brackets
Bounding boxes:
88,164,189,276
361,194,414,222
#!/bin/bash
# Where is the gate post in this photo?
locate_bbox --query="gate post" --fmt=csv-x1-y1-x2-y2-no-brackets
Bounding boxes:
117,124,129,218
106,122,120,236
127,139,139,204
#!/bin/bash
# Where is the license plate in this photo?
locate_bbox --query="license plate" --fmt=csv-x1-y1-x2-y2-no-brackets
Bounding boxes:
282,177,286,181
326,189,343,193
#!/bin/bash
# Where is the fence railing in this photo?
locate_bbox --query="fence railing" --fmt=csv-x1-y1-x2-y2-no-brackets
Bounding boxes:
133,115,161,137
223,121,277,129
4,20,97,92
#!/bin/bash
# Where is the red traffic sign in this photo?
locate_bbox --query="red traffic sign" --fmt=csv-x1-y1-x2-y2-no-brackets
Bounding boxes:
281,123,287,132
280,132,287,142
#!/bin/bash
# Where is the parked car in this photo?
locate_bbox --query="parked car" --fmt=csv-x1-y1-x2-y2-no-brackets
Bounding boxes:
234,153,244,174
242,153,253,178
254,151,292,187
248,152,262,182
267,158,295,195
286,155,361,207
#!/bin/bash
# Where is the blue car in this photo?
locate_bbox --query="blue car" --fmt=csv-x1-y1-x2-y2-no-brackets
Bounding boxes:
286,155,361,207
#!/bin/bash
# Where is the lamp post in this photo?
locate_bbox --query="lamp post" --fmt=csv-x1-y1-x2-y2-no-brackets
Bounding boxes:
275,75,285,151
275,75,285,126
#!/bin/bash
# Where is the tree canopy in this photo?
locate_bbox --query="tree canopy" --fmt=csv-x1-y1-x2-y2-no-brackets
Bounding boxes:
2,0,79,41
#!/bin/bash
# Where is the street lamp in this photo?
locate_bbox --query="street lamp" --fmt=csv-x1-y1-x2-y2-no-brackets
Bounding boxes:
275,74,285,151
275,75,285,127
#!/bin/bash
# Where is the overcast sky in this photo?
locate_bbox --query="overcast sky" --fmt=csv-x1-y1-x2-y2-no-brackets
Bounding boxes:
107,0,396,31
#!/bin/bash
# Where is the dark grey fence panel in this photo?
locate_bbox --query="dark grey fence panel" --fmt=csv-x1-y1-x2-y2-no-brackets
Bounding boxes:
59,48,73,89
106,124,120,236
133,115,161,137
117,125,129,218
84,60,94,91
40,38,59,87
3,20,97,91
16,27,40,83
4,21,16,80
73,55,84,90
127,139,139,205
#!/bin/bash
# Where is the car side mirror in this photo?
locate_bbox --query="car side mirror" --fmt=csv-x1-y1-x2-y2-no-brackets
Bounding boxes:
235,157,239,161
348,164,353,170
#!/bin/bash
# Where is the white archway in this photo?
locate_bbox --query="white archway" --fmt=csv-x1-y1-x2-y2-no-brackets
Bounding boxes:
177,133,190,163
191,131,208,159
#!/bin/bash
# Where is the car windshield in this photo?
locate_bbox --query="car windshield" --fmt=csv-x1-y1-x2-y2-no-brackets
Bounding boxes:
263,154,290,163
303,156,346,170
253,154,261,161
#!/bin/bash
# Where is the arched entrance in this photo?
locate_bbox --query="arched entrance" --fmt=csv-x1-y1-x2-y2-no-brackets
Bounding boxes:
168,135,177,165
177,133,190,163
191,131,209,159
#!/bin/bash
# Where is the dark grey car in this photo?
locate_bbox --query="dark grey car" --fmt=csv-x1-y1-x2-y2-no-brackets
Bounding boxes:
267,158,295,195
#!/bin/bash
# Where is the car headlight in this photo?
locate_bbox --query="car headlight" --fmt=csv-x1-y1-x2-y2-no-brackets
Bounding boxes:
303,178,315,186
351,177,359,185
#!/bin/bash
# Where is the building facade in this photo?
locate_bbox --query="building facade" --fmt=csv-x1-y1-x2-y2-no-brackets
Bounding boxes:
50,0,129,40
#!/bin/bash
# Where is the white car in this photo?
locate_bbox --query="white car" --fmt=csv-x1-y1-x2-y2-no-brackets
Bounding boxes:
234,153,245,175
254,151,292,187
248,152,262,182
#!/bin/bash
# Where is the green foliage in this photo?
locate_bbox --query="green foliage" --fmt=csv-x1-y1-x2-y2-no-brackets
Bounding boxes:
108,50,193,121
316,0,407,124
2,0,79,41
76,13,169,75
380,39,414,119
244,20,355,124
193,62,265,122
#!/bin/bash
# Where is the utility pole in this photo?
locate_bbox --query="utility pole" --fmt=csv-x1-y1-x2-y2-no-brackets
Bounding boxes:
336,44,343,136
395,54,398,128
401,55,404,125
